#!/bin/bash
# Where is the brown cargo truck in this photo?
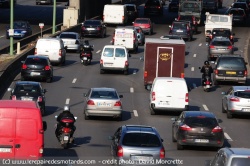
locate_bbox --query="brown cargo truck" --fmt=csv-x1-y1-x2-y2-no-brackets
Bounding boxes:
143,38,186,90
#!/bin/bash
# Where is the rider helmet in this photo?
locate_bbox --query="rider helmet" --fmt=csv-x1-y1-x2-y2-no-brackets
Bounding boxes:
63,105,70,112
204,60,210,66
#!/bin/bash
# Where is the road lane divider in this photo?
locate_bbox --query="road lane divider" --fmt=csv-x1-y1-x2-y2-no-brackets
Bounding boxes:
191,67,194,71
133,110,138,117
193,54,196,57
224,132,233,141
199,43,202,46
72,78,77,83
130,87,134,93
202,104,209,111
96,50,101,54
65,98,70,105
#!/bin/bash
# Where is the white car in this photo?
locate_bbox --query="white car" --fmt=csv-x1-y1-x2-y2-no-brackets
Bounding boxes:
58,32,81,52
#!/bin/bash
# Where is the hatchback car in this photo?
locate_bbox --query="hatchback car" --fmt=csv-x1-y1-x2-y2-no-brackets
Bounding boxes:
169,21,193,41
144,0,164,16
210,148,250,166
58,32,81,52
207,28,235,44
222,86,250,119
172,111,224,150
124,4,138,22
81,19,107,38
109,125,165,164
225,8,247,25
168,0,179,12
133,18,153,35
83,87,123,121
236,0,250,8
177,15,198,34
21,55,53,83
8,81,47,115
6,21,32,39
213,55,248,85
208,37,234,61
231,2,249,15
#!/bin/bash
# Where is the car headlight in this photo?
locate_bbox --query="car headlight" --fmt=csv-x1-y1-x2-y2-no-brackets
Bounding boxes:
21,31,27,33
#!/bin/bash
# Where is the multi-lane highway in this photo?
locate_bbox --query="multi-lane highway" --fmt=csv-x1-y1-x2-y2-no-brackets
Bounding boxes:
1,0,250,166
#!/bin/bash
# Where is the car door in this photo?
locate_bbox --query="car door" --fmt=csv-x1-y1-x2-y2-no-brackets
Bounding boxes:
113,48,127,68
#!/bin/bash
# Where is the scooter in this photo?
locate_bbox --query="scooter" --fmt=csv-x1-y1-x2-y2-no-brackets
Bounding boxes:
80,44,94,66
202,76,213,92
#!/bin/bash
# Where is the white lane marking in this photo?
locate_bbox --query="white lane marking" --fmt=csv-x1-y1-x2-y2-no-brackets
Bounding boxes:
193,54,196,57
65,98,70,105
193,83,197,89
0,35,5,38
224,132,233,141
203,104,209,111
133,110,138,117
191,67,194,71
96,50,101,54
199,43,202,46
72,78,77,83
130,87,134,93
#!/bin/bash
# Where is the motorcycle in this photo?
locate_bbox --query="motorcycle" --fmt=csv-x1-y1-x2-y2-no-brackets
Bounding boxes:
80,44,94,66
202,76,213,92
55,115,77,149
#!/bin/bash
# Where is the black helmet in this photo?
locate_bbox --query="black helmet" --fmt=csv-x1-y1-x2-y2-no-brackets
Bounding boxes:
204,61,210,65
84,40,89,45
63,106,70,112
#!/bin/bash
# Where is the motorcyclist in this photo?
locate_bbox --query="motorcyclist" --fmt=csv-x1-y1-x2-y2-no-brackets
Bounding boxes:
200,60,213,86
80,40,93,60
55,106,76,143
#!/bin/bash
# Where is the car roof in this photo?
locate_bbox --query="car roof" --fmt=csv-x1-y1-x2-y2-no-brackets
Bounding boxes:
222,148,250,156
232,86,250,91
183,111,216,118
16,81,41,86
218,54,242,58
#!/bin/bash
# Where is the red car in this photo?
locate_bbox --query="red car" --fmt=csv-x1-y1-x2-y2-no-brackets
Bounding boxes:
133,18,153,35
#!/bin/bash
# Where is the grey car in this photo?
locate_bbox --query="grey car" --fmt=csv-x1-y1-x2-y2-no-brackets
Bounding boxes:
58,32,81,52
208,37,234,61
222,86,250,119
109,125,165,165
83,87,123,121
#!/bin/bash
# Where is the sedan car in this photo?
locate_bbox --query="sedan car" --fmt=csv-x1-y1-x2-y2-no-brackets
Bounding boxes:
231,2,249,15
172,111,224,150
21,55,53,83
225,8,247,25
208,37,234,61
8,81,47,115
109,125,165,164
133,17,153,35
222,86,250,119
177,15,198,34
144,0,164,16
58,32,81,52
81,19,107,38
83,87,123,121
207,28,235,44
6,21,32,39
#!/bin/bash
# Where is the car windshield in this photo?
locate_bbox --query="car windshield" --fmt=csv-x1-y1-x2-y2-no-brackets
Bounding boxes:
60,34,77,39
135,19,149,24
185,117,218,128
25,57,48,65
212,30,230,36
90,90,118,99
234,91,250,98
122,133,161,147
217,57,246,69
84,21,101,26
173,23,187,29
126,6,135,11
14,22,27,29
231,158,250,166
212,40,231,46
14,85,41,94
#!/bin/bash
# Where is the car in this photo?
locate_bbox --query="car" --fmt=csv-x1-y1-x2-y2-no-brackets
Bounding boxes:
81,19,107,38
83,87,123,121
208,37,234,61
169,20,193,41
7,81,47,116
225,8,247,25
222,86,250,119
58,32,81,52
36,0,52,5
213,54,248,85
21,55,53,83
210,148,250,166
172,111,224,150
109,125,165,164
6,21,32,39
124,4,138,22
177,15,198,34
144,0,164,16
231,2,249,15
160,34,183,40
207,28,235,44
168,0,179,12
133,17,153,35
236,0,250,8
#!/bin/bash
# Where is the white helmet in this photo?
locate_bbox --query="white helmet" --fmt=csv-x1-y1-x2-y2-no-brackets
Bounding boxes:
63,105,70,112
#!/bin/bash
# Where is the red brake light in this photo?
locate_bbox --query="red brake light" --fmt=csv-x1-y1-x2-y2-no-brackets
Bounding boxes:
180,124,192,131
34,48,37,55
62,127,71,133
157,6,160,9
215,69,218,75
114,101,122,106
185,93,189,102
61,119,74,123
39,129,44,134
87,100,95,105
122,16,124,20
160,148,165,159
152,92,155,101
11,95,16,100
144,71,148,78
100,59,103,64
244,70,247,76
117,146,123,157
59,49,62,56
82,27,86,30
37,96,43,102
44,65,50,70
97,27,101,30
212,126,223,133
210,45,215,49
230,97,240,102
22,64,27,69
125,61,129,66
228,46,233,49
230,35,233,39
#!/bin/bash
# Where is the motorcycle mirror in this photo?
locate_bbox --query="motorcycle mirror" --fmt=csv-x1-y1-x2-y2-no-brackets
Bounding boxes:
55,115,58,119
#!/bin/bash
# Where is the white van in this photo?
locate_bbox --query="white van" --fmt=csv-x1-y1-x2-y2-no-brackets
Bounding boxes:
35,38,66,65
149,77,189,115
114,27,138,53
100,45,130,75
103,4,128,25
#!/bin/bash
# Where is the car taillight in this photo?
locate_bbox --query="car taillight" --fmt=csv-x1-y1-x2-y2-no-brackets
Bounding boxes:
193,20,196,25
117,146,123,157
228,46,233,50
210,45,215,49
144,6,148,8
87,100,95,105
209,35,212,39
59,49,62,56
44,65,50,70
34,48,37,55
230,97,240,102
180,124,192,131
206,80,210,84
125,61,129,66
152,92,155,101
160,148,165,159
212,126,223,133
11,95,16,100
133,34,136,42
100,59,103,64
37,96,43,102
82,27,86,30
97,27,101,30
185,93,189,102
157,6,161,9
215,69,218,75
181,73,184,78
144,71,148,78
114,101,122,106
230,35,233,39
187,25,190,31
122,16,124,20
22,64,27,69
244,70,247,76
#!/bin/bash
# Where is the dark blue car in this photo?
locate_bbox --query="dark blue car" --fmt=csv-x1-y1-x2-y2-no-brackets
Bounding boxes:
6,21,32,39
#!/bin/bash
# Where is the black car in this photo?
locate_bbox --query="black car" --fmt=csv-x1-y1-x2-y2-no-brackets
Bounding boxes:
236,0,250,8
8,81,47,115
177,15,198,34
207,28,235,44
172,111,224,150
21,55,53,83
213,54,248,85
144,0,163,16
169,20,193,41
125,4,138,22
231,2,249,15
81,20,107,38
168,0,179,12
225,8,247,25
6,21,32,39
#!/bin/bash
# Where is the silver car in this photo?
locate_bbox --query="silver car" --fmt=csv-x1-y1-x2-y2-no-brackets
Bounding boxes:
83,87,123,121
222,86,250,119
58,32,81,52
109,125,165,165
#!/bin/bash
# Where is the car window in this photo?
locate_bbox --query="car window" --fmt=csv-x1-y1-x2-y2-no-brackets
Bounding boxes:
213,30,230,36
126,6,135,11
84,21,101,26
14,85,41,94
14,22,27,29
115,48,126,57
91,90,118,99
217,58,246,69
230,10,244,15
122,133,161,147
234,91,250,98
135,19,149,24
211,41,231,46
25,57,48,65
173,23,187,29
231,158,250,166
103,48,114,57
185,117,218,128
60,34,77,39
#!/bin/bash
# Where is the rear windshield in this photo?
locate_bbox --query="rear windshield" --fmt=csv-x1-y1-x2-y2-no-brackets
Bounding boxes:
25,57,47,65
173,23,188,29
234,91,250,98
146,0,160,6
231,158,250,166
14,22,27,29
60,34,76,39
122,133,161,147
126,6,135,11
217,57,246,69
211,40,231,46
14,85,41,94
233,3,246,8
102,48,126,57
179,16,193,21
185,117,218,128
212,30,230,36
37,40,60,49
135,19,149,24
90,90,118,99
84,20,101,26
229,10,244,15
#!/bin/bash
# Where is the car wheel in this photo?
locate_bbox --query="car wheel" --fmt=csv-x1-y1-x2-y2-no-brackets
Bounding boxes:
46,77,52,83
21,76,25,81
172,130,177,142
222,103,226,113
124,69,128,75
177,142,184,150
227,111,233,119
85,113,90,120
150,108,156,115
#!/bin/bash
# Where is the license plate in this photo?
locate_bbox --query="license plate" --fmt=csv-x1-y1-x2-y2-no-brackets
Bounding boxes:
64,136,69,141
158,101,169,105
30,72,40,76
87,28,95,30
0,148,12,153
21,97,33,101
206,85,210,88
217,48,226,50
104,63,113,66
131,156,153,161
195,139,209,143
242,108,250,112
83,57,87,60
97,102,111,107
176,30,183,32
226,71,236,74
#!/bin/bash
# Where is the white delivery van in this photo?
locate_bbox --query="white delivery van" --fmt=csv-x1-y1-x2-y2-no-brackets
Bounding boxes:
35,38,66,65
103,4,128,25
149,77,189,115
100,45,130,75
114,27,138,53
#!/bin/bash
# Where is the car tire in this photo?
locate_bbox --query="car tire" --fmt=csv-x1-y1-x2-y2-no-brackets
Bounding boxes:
177,142,184,150
222,103,226,113
227,111,233,119
172,130,177,142
21,76,25,81
46,77,52,83
85,113,90,120
150,108,156,115
124,69,128,75
100,69,105,74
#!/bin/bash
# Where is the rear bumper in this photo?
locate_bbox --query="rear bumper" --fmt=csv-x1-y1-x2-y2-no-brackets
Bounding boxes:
150,103,189,111
100,65,129,71
21,71,52,79
85,109,122,117
177,138,224,148
214,75,246,83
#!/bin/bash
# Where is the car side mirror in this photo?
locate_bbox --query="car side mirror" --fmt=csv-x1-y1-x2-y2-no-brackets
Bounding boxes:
7,88,12,92
83,93,87,97
171,117,177,121
108,136,114,140
161,138,164,142
221,92,226,95
217,119,222,123
119,95,123,98
43,121,47,131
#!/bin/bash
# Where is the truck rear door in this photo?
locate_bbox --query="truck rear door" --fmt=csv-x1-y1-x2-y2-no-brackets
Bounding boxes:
114,29,134,49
